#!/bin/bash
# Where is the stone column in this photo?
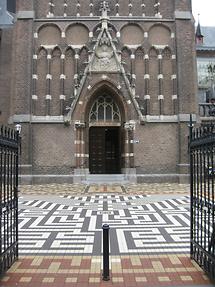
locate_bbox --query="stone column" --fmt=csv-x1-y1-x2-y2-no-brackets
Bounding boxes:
158,53,164,115
74,121,86,168
124,121,136,168
144,54,150,115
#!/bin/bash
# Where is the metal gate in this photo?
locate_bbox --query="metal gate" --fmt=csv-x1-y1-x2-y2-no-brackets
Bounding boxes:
189,118,215,280
0,126,19,277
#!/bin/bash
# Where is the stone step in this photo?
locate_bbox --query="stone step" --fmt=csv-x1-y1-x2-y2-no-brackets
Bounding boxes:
85,174,128,184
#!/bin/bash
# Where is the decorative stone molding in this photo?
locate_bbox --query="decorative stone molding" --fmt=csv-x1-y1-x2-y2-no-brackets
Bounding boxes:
32,74,38,80
157,74,163,79
46,74,52,80
60,74,66,79
158,95,164,100
74,121,86,129
32,95,38,100
144,74,150,79
144,95,150,100
124,120,136,131
60,95,66,100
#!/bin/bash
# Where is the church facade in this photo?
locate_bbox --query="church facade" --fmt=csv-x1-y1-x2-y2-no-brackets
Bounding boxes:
3,0,197,184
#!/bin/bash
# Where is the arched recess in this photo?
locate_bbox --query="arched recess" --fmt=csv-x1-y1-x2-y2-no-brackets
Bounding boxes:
85,82,126,125
64,47,75,99
79,47,89,79
53,0,64,17
38,24,61,45
149,47,159,115
121,47,132,79
148,24,171,46
162,47,173,115
37,47,48,116
135,47,145,97
66,24,89,45
120,24,144,46
132,0,143,16
79,0,90,16
85,82,127,174
118,0,129,16
66,0,76,16
50,47,61,115
144,0,155,16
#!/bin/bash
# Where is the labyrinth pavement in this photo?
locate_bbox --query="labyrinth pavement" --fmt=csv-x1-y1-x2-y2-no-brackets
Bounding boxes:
18,194,190,255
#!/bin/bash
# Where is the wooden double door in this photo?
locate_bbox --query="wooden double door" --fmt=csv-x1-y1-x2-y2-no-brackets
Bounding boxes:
89,127,121,174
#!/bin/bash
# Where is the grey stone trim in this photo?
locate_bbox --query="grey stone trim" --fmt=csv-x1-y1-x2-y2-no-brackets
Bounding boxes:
178,113,197,122
175,11,192,20
34,17,174,23
145,115,178,123
9,114,31,123
17,11,35,19
9,115,64,124
136,114,197,123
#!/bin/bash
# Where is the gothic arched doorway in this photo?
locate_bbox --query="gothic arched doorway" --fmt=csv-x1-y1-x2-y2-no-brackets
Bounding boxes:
88,94,122,174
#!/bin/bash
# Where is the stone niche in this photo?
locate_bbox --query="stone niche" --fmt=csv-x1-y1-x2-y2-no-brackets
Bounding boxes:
148,24,171,46
120,24,144,46
38,24,61,45
66,24,89,45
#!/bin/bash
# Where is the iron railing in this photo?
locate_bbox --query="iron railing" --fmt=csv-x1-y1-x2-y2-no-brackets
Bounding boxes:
0,126,19,277
189,117,215,280
199,103,215,117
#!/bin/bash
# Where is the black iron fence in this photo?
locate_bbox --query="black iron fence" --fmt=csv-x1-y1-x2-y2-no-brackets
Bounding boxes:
189,118,215,280
0,126,19,277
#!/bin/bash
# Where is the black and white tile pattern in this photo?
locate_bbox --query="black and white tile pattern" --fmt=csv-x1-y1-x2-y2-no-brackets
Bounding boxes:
18,194,190,255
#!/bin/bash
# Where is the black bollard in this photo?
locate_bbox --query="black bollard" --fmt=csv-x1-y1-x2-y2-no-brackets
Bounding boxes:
102,224,110,281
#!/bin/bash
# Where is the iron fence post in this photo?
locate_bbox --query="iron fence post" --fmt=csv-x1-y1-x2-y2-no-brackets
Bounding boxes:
102,224,110,281
189,114,194,256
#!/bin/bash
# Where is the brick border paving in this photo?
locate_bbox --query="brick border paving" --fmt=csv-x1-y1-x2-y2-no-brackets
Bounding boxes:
0,254,213,287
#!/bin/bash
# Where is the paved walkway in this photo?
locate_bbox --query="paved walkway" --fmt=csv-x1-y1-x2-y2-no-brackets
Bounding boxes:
1,183,214,287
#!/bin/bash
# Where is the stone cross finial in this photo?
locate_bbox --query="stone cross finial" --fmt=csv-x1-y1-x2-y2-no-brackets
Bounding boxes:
100,1,110,17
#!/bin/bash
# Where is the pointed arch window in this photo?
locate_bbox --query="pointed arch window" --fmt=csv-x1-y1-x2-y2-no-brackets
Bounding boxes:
89,95,121,122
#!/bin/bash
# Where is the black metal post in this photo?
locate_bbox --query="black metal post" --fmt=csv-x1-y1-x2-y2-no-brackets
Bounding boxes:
102,224,110,281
